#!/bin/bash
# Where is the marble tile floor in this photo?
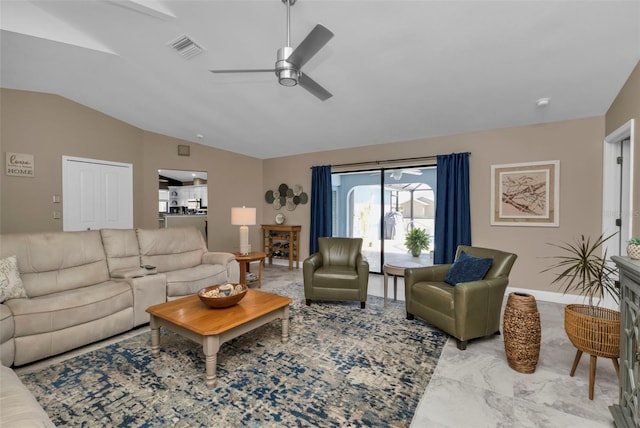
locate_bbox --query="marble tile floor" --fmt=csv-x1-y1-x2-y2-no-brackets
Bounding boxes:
16,264,620,427
259,264,620,427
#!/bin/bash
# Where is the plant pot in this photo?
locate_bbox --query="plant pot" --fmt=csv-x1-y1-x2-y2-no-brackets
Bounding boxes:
627,243,640,260
411,249,421,257
564,304,619,358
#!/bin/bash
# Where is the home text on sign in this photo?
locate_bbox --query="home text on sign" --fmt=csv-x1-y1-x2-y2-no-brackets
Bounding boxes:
6,152,35,177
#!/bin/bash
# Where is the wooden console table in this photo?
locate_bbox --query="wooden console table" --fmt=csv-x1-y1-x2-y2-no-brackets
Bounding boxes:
261,224,301,270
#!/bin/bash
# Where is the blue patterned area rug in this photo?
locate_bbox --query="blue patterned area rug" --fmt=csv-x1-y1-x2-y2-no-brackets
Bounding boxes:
19,283,446,427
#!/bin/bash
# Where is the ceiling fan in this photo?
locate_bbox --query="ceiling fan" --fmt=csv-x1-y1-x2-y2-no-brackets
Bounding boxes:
210,0,334,101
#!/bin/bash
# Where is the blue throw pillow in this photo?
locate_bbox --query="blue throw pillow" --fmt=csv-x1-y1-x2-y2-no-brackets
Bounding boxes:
444,251,493,286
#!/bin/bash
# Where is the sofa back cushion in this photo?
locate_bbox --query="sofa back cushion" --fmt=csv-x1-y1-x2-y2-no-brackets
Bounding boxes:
100,229,141,274
136,227,206,273
0,231,110,298
318,237,362,268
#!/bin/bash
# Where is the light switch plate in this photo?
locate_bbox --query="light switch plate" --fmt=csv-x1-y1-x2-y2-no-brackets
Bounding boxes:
53,195,61,203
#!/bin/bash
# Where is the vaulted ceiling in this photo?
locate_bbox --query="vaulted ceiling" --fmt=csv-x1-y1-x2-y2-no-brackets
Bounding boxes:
1,1,639,159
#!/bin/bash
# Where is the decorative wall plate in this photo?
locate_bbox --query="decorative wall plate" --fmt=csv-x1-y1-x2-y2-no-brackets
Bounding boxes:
275,213,285,224
265,190,275,203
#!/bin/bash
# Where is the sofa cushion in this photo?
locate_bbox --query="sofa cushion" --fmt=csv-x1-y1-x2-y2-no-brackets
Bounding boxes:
0,365,55,427
0,231,110,298
137,227,206,273
0,255,27,303
444,251,493,285
100,229,142,274
5,280,132,337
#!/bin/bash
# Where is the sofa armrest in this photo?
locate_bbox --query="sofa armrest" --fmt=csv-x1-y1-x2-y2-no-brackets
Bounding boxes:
120,274,167,326
110,267,155,279
0,365,56,427
202,252,239,284
202,251,235,266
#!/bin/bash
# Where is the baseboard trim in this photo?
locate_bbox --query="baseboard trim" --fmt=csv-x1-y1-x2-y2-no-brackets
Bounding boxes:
506,286,618,310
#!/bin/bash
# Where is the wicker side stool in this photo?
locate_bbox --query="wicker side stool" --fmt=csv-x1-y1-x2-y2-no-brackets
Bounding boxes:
503,292,541,373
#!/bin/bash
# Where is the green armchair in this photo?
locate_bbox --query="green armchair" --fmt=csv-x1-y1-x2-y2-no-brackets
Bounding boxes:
405,245,517,350
303,237,369,308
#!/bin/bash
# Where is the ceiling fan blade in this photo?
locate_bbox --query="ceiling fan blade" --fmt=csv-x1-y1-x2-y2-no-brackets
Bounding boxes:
298,73,332,101
287,24,334,69
210,69,275,74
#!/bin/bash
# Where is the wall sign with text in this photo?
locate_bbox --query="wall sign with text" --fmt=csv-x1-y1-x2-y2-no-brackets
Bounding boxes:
6,152,35,177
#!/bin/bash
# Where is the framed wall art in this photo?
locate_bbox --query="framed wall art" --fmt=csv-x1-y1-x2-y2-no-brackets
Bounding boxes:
491,160,559,227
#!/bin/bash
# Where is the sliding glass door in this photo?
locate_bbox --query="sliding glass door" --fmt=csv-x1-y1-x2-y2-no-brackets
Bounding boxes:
331,166,436,273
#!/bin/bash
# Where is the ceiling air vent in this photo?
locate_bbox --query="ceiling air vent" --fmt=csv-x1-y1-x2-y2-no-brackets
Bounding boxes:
168,34,204,59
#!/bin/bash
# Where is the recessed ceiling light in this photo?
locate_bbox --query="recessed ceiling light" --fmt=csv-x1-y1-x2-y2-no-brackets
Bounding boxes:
196,134,204,139
536,98,551,107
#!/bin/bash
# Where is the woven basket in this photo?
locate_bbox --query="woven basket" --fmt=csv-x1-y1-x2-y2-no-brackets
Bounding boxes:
627,243,640,260
503,292,541,373
564,304,619,359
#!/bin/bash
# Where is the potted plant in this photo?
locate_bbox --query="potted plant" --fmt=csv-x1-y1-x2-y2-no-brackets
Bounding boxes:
542,233,620,400
627,238,640,260
405,227,430,257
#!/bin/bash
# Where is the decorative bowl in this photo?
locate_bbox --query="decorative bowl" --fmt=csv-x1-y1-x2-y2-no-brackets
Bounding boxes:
197,283,248,309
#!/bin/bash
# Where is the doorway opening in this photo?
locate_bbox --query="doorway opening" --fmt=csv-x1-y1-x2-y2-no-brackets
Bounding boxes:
602,119,635,257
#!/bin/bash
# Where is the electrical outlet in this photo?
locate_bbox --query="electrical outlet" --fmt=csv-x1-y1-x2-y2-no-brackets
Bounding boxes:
52,211,61,219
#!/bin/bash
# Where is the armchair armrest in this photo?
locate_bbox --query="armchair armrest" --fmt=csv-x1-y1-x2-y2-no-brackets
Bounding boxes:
453,276,509,338
404,264,451,304
405,265,451,285
356,254,369,277
303,253,323,295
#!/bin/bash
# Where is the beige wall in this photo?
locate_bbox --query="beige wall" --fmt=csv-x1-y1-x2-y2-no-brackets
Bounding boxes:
263,117,606,294
605,60,640,238
3,59,638,296
0,89,262,252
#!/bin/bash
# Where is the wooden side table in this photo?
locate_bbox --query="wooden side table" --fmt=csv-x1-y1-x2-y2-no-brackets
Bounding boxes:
233,251,266,288
383,261,425,307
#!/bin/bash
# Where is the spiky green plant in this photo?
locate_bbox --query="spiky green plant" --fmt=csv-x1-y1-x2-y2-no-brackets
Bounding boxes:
542,233,619,308
628,238,640,245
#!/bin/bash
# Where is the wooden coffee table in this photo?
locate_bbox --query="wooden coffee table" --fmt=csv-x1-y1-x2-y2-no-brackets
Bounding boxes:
146,289,292,389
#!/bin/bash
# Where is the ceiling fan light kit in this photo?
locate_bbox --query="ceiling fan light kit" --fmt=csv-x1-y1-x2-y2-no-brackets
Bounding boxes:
210,0,333,100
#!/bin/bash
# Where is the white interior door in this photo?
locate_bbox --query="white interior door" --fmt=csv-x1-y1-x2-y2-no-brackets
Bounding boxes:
63,156,133,231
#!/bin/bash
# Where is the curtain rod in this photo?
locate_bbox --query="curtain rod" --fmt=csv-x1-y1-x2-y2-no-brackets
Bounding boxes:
311,152,471,170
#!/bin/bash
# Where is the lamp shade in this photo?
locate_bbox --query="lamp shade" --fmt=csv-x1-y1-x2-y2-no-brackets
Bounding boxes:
231,207,256,226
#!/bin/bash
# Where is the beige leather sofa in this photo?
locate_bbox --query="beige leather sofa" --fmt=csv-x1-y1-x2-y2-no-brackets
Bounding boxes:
0,226,238,367
0,226,238,426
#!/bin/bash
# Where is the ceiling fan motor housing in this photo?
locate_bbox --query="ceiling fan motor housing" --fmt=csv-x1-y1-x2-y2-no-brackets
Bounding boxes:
276,46,298,87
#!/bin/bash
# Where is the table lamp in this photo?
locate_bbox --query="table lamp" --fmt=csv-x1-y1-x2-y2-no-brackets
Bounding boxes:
231,206,256,255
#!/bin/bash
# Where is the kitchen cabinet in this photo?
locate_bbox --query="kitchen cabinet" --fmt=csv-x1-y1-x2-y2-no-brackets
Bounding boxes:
261,224,301,270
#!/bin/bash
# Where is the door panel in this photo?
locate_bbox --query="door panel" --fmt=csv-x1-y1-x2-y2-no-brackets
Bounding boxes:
63,156,133,231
